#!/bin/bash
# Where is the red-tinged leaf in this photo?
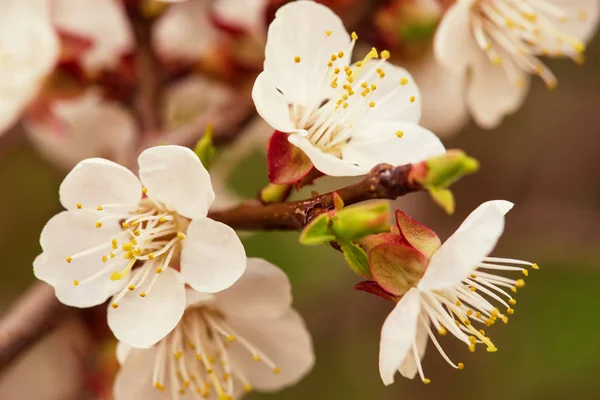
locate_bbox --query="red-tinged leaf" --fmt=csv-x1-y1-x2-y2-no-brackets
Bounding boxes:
395,209,441,259
354,280,397,302
369,243,428,296
358,232,404,254
267,130,314,184
57,29,94,62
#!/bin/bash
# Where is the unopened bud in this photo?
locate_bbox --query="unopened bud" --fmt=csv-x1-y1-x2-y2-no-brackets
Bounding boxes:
331,201,390,241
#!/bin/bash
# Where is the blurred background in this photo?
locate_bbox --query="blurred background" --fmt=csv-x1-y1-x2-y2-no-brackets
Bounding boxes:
1,0,599,399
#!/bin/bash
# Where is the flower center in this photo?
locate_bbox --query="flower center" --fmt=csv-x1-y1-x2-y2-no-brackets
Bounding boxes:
288,31,413,156
410,257,538,384
151,307,281,399
470,0,588,88
67,189,189,307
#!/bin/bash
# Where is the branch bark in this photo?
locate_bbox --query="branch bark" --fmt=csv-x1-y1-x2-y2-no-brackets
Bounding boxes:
0,282,71,375
208,163,420,230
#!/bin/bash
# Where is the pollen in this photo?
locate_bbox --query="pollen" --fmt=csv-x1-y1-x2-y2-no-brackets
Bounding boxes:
155,267,163,273
458,363,465,370
400,78,408,86
337,51,344,58
325,30,332,36
112,302,119,309
369,102,375,108
273,367,281,374
409,96,416,103
509,298,517,305
73,280,79,286
76,203,82,209
95,221,102,228
139,292,147,298
532,263,540,270
351,31,358,40
177,232,186,240
252,355,261,362
96,206,103,211
128,285,136,291
226,335,235,342
423,378,431,385
244,384,253,392
142,187,148,194
66,256,72,263
294,56,301,63
395,130,404,138
102,255,108,263
381,50,390,60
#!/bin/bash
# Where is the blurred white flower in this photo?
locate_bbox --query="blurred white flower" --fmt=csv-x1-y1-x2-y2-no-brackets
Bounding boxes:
26,90,137,170
34,145,246,349
114,258,314,399
0,0,59,134
253,1,445,178
212,0,268,37
52,0,134,72
434,0,600,128
378,200,539,385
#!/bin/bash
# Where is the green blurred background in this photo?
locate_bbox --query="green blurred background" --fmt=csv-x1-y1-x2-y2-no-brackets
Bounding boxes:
1,20,600,400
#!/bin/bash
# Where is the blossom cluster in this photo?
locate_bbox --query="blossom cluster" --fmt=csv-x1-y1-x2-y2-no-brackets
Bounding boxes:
0,0,596,399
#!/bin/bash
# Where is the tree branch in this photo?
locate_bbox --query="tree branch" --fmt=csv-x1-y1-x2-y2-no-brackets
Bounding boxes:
0,282,71,374
208,163,420,230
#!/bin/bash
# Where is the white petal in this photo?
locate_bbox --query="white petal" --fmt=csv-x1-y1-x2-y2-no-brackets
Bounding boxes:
404,52,469,138
288,133,368,177
379,288,421,386
116,341,131,366
138,145,214,219
180,217,246,293
107,267,186,348
228,309,314,391
342,122,446,169
216,258,292,320
252,72,296,132
152,0,217,62
419,200,514,291
433,1,479,73
35,211,121,285
263,0,351,107
52,0,133,71
26,90,137,170
113,347,168,400
59,158,142,212
355,61,422,124
466,52,529,129
398,316,429,379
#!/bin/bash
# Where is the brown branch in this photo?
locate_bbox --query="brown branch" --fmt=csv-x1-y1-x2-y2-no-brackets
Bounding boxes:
208,163,420,230
0,282,71,374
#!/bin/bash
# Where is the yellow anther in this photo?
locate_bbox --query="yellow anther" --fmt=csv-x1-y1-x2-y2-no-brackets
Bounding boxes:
196,354,202,361
102,255,108,263
253,355,261,362
334,67,340,74
509,298,516,306
458,362,464,370
522,269,529,276
400,78,408,86
325,30,332,36
133,229,140,236
532,263,540,270
470,274,477,279
330,54,337,61
294,56,301,63
338,51,344,58
492,55,502,65
469,336,477,344
502,316,509,324
515,279,526,288
156,267,163,274
273,367,281,374
122,242,134,251
112,302,119,309
475,312,482,318
142,187,148,195
395,130,404,138
507,308,515,315
381,50,390,59
132,238,138,245
468,344,476,352
423,378,431,384
578,10,588,21
110,252,115,258
355,61,363,67
178,232,186,240
351,31,358,40
97,206,103,211
479,329,485,335
128,285,136,291
175,351,183,360
76,203,82,209
466,310,473,316
455,300,462,306
73,280,79,286
96,222,102,228
148,253,155,260
244,384,253,392
409,96,416,103
371,84,377,91
226,335,235,342
369,101,375,108
360,82,368,88
470,286,477,292
122,222,129,229
66,256,72,263
438,326,447,336
486,346,498,353
154,382,165,391
511,286,518,293
139,292,147,298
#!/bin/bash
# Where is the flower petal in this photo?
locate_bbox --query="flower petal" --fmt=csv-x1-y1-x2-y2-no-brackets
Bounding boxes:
370,243,428,297
116,341,131,366
288,133,368,177
59,158,142,212
342,121,445,170
466,51,529,129
355,61,422,124
216,258,292,320
51,265,125,308
419,200,514,291
252,71,296,133
398,316,429,379
113,347,168,400
379,287,421,386
35,211,122,285
138,145,214,219
107,267,186,348
433,1,479,73
180,217,246,293
395,209,441,259
264,0,351,107
227,309,314,391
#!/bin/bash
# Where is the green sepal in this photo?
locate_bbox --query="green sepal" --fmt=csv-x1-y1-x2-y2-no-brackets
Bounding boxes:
299,214,336,245
339,239,372,279
429,187,455,215
193,124,216,170
331,201,390,241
